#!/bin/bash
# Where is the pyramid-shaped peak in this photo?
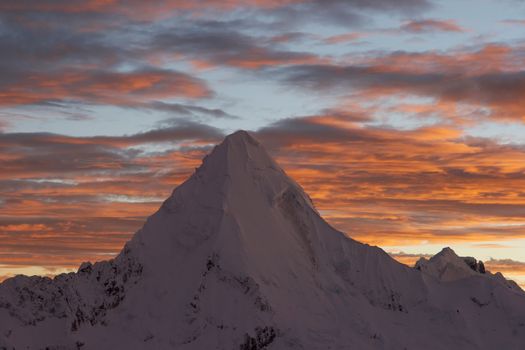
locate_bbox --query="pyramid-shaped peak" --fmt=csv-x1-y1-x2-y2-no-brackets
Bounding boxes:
197,130,281,179
224,129,259,144
163,130,312,215
138,128,318,270
220,130,262,156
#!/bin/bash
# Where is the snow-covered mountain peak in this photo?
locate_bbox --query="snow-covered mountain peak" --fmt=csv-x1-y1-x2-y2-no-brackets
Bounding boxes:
156,129,316,231
223,129,260,149
415,247,486,282
435,246,457,258
432,247,469,267
197,129,279,179
127,130,320,281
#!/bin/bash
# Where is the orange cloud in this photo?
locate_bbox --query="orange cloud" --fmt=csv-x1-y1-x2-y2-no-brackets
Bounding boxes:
256,116,525,246
0,123,220,281
400,19,466,33
323,33,366,44
0,69,211,107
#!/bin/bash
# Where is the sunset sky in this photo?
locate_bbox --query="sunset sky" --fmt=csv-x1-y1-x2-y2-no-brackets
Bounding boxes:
1,0,525,287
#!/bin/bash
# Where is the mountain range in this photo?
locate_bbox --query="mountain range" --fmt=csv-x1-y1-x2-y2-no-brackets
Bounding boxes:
1,131,524,349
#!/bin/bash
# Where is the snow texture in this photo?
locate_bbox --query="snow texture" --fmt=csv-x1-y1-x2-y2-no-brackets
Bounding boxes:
1,130,524,349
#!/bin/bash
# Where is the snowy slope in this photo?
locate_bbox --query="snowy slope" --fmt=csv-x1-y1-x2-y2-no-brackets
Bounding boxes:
1,130,524,349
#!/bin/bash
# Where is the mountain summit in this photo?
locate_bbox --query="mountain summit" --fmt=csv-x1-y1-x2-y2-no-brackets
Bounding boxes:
1,131,525,349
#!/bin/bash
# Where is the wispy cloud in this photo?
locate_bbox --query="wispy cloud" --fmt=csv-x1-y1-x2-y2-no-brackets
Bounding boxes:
400,19,466,33
277,43,525,121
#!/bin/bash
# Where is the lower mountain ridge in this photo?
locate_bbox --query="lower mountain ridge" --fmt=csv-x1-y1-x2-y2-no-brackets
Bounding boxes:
1,131,524,349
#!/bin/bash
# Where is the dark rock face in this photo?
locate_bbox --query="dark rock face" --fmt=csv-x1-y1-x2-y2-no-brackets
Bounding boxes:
463,257,478,271
70,250,143,331
0,245,143,332
240,327,277,350
478,261,486,274
462,257,486,274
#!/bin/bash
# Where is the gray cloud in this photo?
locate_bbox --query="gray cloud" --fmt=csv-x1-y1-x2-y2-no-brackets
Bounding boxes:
137,102,239,120
262,0,432,28
0,120,223,176
276,61,525,120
